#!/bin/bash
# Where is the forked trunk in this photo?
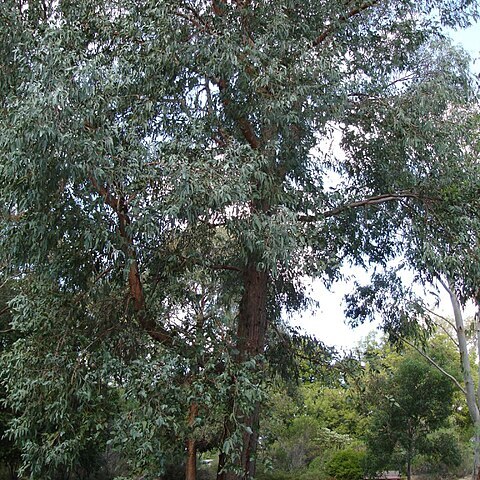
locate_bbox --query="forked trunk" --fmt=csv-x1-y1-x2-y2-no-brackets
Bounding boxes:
217,264,268,480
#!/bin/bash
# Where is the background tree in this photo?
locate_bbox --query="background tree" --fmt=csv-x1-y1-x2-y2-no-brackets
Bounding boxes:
343,62,480,477
364,352,458,480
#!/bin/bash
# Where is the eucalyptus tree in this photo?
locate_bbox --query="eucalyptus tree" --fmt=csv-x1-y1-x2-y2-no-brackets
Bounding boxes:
345,93,480,478
1,1,479,479
404,251,480,480
399,101,480,469
436,284,480,480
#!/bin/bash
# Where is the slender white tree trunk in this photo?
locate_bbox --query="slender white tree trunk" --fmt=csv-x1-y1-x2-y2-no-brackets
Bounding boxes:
442,278,480,480
474,305,480,480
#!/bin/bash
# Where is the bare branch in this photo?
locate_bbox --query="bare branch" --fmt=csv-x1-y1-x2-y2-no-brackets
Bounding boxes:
210,264,243,273
441,278,480,422
437,322,460,348
421,304,457,332
398,335,466,395
385,73,416,90
436,275,451,295
299,191,426,222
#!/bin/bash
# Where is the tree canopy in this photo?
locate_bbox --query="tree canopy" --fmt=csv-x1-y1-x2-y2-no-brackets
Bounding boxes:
1,1,479,479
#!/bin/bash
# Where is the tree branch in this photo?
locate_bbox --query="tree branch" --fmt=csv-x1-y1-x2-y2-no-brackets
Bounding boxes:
313,1,378,46
440,277,480,422
176,4,214,35
421,304,458,333
208,1,260,150
89,175,175,346
437,322,460,349
210,264,243,273
398,335,466,395
437,276,452,296
215,78,260,149
299,191,425,222
3,212,25,222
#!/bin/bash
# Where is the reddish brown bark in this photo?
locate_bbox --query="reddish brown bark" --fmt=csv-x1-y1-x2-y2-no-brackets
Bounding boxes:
236,266,269,358
217,264,268,480
89,176,174,345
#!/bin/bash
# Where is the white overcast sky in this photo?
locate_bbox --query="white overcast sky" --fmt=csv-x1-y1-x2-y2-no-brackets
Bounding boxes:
291,21,480,349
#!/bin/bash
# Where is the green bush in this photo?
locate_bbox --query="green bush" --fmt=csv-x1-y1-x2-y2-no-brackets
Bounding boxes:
256,471,297,480
308,456,325,472
298,472,323,480
256,468,326,480
325,448,366,480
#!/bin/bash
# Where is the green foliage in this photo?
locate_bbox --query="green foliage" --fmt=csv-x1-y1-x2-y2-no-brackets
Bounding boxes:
0,0,479,478
325,449,366,480
0,278,22,478
257,332,471,480
256,471,298,480
363,344,460,476
258,358,369,479
258,473,325,480
267,415,324,472
421,428,463,469
302,384,365,437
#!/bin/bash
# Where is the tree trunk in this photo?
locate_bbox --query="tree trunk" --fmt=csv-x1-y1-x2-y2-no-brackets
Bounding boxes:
474,304,480,480
186,403,198,480
406,428,414,480
473,424,480,480
450,287,480,422
443,280,480,480
8,464,18,480
217,264,268,480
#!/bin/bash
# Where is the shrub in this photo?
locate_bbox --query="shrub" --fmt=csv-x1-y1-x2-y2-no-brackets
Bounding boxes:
325,448,366,480
256,471,297,480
